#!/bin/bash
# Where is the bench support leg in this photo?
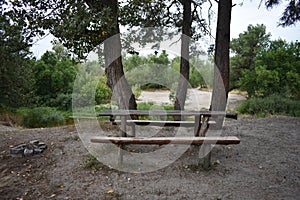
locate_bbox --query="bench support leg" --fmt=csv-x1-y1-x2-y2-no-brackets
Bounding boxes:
200,144,212,170
203,145,212,170
118,148,123,167
131,124,136,137
194,115,201,136
118,116,127,166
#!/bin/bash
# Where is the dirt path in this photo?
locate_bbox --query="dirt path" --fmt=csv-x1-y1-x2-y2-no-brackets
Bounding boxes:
138,89,246,110
0,116,299,199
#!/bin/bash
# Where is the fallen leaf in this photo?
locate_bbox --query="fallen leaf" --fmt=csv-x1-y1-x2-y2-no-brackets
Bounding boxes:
107,189,114,194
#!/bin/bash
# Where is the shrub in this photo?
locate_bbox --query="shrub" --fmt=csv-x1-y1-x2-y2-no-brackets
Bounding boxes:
132,84,142,99
169,83,177,103
19,107,65,128
137,102,154,110
47,93,73,111
237,94,300,117
137,102,174,120
95,75,112,104
0,107,22,126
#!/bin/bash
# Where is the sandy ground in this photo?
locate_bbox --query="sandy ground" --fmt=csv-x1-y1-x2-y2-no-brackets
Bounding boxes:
1,91,299,200
138,89,246,110
0,116,299,199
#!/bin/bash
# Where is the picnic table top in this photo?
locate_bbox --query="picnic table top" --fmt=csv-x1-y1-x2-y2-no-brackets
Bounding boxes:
90,136,241,145
98,110,237,119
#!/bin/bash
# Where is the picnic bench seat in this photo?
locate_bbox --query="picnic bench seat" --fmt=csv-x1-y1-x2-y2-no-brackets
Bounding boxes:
91,136,240,145
113,119,216,127
92,109,240,169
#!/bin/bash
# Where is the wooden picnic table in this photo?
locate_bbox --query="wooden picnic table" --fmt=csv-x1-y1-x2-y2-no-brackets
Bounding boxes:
97,109,237,136
93,109,240,169
97,109,237,118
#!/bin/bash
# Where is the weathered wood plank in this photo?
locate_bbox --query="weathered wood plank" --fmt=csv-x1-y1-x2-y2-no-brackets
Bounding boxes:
115,120,195,127
98,110,237,120
90,136,240,145
113,120,216,127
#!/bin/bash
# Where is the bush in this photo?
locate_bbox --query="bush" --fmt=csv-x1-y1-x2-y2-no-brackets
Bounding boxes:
47,93,73,111
237,94,300,117
95,75,112,104
0,107,22,126
169,83,177,103
137,102,154,110
19,107,65,128
132,84,142,99
137,102,174,120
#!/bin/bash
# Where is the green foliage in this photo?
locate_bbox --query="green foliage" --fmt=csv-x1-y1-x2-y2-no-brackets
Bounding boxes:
32,44,78,109
18,107,65,128
230,24,271,90
231,24,300,99
124,52,210,90
189,67,204,88
169,83,177,103
237,39,300,98
124,51,177,89
172,56,213,88
34,49,77,96
96,75,112,104
6,0,117,59
189,56,213,88
132,84,142,99
137,102,174,120
47,93,73,111
123,53,146,72
95,104,116,113
239,65,280,98
73,61,112,107
237,95,300,117
255,40,300,98
148,50,170,65
120,0,210,41
137,102,155,110
0,11,35,108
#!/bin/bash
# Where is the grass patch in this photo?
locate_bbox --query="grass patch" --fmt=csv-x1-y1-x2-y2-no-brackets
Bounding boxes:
82,154,113,172
137,102,174,120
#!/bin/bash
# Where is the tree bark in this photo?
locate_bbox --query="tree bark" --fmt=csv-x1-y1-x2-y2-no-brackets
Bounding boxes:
174,0,192,118
103,0,137,110
210,0,232,129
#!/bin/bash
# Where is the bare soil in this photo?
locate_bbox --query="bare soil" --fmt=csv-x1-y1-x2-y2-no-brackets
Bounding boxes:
0,116,299,200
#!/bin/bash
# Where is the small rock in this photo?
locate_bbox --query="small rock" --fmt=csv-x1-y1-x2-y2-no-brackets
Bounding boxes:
10,140,47,156
29,140,39,145
214,160,221,165
24,148,34,157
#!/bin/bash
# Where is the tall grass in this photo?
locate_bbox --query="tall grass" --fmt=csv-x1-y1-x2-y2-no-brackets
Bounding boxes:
17,107,65,128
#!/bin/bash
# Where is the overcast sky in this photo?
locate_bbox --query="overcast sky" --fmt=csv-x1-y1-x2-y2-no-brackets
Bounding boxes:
231,0,299,41
30,0,299,58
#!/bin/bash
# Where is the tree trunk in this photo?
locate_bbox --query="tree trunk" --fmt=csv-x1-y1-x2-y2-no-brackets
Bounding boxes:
210,0,232,129
103,0,137,110
174,0,192,118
